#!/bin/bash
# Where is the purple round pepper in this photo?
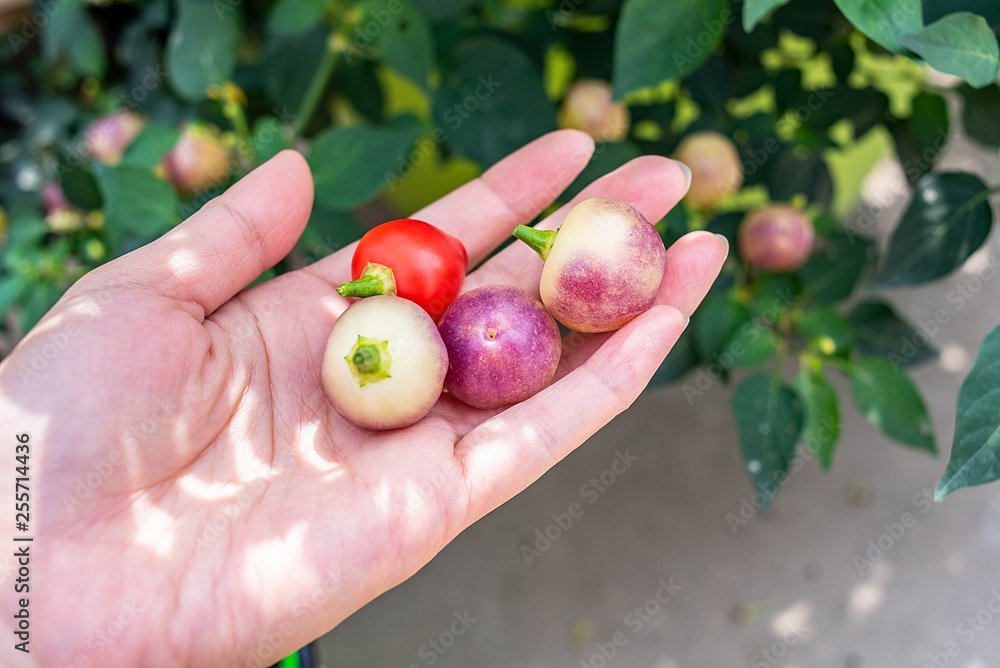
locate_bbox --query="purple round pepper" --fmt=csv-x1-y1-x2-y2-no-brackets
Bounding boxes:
513,197,667,333
438,285,562,409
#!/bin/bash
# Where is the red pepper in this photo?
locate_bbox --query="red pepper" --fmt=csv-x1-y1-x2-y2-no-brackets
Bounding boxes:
338,219,468,321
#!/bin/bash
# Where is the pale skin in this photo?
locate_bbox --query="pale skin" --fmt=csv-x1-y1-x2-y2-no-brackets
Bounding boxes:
0,129,727,667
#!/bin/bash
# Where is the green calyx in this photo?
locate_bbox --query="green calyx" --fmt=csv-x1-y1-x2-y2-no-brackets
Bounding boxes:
337,262,397,298
512,225,558,261
345,335,392,386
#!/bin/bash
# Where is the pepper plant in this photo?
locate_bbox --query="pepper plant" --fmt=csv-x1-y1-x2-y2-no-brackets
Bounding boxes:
1,0,999,506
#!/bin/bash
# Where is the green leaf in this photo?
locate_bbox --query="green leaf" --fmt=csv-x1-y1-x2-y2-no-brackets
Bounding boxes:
748,273,801,316
693,294,750,359
924,0,1000,27
847,357,936,453
898,12,1000,89
772,0,845,40
57,161,102,211
337,56,386,123
728,326,779,368
847,300,938,368
359,0,435,90
20,282,64,333
657,203,690,249
1,219,48,254
43,0,107,79
794,369,841,469
563,142,642,201
263,29,328,112
612,0,729,99
958,84,1000,148
412,0,480,21
650,327,700,386
166,0,240,101
684,56,732,115
796,304,853,357
832,0,922,53
936,325,1000,499
249,116,291,164
0,274,28,318
876,172,993,288
732,372,804,509
268,0,326,35
93,164,180,240
121,125,181,171
743,0,793,31
706,210,746,257
434,38,555,167
769,151,834,208
299,207,365,260
799,233,872,302
308,115,424,210
889,91,950,184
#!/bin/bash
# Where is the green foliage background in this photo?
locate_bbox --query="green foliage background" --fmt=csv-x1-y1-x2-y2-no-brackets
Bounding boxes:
2,0,1000,504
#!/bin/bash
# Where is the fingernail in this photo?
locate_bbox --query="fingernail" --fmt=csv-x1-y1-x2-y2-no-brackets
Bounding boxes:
671,159,692,194
715,233,730,259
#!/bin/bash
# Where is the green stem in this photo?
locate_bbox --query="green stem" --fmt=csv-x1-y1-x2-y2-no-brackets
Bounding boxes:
351,345,382,374
292,36,339,139
337,262,397,298
512,225,558,261
344,335,392,386
229,103,250,141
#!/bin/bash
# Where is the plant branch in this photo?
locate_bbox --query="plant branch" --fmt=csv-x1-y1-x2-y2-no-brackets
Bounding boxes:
292,37,339,139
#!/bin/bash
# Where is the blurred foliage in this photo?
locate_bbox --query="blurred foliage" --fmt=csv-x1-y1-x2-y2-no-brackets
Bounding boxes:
1,0,1000,503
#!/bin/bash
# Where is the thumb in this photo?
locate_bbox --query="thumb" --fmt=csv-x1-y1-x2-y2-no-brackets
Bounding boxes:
100,149,314,317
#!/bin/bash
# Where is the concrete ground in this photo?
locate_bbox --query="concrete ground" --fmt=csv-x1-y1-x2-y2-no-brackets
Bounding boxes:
319,134,1000,667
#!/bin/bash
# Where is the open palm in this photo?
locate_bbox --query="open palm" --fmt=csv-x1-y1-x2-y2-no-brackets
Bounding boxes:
0,130,726,667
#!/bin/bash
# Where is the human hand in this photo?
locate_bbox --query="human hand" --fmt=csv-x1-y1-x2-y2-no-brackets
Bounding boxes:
0,129,727,667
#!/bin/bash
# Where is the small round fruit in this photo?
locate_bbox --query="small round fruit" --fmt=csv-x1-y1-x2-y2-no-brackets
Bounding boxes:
673,131,743,207
162,124,232,194
322,295,448,430
557,79,631,143
438,285,562,409
738,204,815,272
85,111,144,165
513,197,667,333
42,182,70,215
342,219,468,322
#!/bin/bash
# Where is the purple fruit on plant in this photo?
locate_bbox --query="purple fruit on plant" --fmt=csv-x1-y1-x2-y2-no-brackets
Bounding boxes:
557,79,631,143
161,124,232,194
42,182,70,215
673,131,743,207
322,294,448,430
437,285,562,409
513,197,667,333
738,204,815,272
85,111,144,165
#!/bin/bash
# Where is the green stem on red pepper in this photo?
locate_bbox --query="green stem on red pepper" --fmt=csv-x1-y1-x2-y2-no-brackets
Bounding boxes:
337,262,397,298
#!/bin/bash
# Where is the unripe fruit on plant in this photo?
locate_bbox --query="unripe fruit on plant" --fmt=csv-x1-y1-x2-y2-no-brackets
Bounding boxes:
557,79,631,143
42,182,70,215
322,295,448,430
438,285,562,409
738,204,815,272
85,111,144,165
162,124,232,194
673,131,743,207
513,197,667,333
